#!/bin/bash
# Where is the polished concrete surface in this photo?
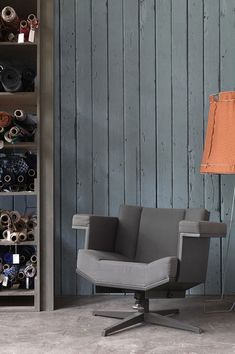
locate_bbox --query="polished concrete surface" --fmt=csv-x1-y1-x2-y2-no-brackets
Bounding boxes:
1,295,235,354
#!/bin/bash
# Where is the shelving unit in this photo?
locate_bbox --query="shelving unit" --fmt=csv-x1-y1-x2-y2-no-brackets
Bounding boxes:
0,0,40,311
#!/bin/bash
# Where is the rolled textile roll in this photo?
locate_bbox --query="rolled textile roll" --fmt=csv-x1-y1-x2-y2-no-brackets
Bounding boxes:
10,210,21,223
27,215,37,229
4,131,13,143
15,219,27,232
24,263,36,278
1,7,20,31
1,67,23,92
27,14,38,29
10,232,19,243
2,229,9,239
0,212,11,226
3,263,10,271
0,112,12,127
18,231,27,242
17,175,25,184
18,267,26,280
27,230,34,241
20,20,29,41
14,110,37,132
22,68,36,91
30,255,37,264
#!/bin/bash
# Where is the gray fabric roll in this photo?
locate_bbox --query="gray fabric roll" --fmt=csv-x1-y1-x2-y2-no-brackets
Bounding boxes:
1,67,22,92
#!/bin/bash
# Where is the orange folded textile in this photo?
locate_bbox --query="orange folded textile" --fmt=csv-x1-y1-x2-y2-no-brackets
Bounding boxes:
200,91,235,174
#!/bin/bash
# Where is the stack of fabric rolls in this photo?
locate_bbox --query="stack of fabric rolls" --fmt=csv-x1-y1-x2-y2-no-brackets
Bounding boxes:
0,151,36,192
0,110,37,145
0,210,37,243
0,6,39,43
0,246,37,289
0,64,36,92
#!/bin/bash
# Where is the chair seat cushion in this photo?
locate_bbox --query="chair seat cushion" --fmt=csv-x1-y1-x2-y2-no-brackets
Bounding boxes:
77,249,178,291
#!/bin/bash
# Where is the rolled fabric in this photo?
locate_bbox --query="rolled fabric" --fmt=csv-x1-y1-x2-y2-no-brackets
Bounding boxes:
27,230,34,241
18,231,27,242
27,215,37,229
3,264,19,281
28,182,34,191
0,212,11,226
7,32,15,42
27,14,38,29
10,232,19,243
2,229,9,239
1,67,23,92
15,219,27,232
1,7,20,31
3,263,10,271
4,131,13,143
18,267,26,280
0,112,12,128
20,20,29,41
10,210,21,223
0,126,5,134
17,174,25,184
30,255,37,264
20,255,26,265
24,263,36,278
22,68,36,91
28,169,36,177
14,110,37,132
3,252,12,264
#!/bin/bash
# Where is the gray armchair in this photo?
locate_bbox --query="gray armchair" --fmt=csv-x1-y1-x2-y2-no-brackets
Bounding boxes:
73,205,226,336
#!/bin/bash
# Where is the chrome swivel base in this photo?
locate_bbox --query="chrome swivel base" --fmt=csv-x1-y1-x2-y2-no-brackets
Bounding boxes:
93,295,203,336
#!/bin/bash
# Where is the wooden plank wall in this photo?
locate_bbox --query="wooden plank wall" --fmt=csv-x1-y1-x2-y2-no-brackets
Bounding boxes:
54,0,235,295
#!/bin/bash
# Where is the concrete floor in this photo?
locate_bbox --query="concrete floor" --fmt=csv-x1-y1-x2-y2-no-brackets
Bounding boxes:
1,295,235,354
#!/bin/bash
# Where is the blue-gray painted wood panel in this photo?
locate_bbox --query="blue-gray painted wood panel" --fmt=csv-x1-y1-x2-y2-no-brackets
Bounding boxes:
55,0,235,296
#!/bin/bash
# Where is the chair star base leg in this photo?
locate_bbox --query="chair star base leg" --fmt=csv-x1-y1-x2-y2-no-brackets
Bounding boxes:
93,310,134,319
102,312,144,336
145,312,203,334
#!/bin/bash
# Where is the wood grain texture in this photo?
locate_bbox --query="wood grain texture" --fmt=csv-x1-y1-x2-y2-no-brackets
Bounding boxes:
123,0,140,206
220,0,235,294
139,0,156,207
60,0,77,295
156,0,172,208
55,0,235,296
75,0,93,295
172,0,188,209
203,0,221,295
108,0,125,216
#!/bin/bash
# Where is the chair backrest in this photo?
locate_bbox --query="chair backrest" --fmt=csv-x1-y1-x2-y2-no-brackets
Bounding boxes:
115,205,209,262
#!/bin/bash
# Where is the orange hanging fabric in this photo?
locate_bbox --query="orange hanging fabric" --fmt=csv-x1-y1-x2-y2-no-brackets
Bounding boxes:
200,91,235,174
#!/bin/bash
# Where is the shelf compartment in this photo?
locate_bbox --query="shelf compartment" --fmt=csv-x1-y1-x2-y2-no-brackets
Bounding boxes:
0,43,37,47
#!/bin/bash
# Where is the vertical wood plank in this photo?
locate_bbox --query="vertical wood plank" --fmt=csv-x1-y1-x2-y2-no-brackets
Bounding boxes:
156,0,172,208
188,0,204,294
108,0,125,216
92,0,109,215
60,0,77,295
139,0,156,207
220,0,235,294
76,0,93,295
54,0,62,297
203,0,221,295
123,0,140,206
172,0,188,208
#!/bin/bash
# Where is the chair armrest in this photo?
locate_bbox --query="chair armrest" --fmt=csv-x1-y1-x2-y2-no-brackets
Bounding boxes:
72,214,91,229
179,220,227,237
72,214,118,251
177,220,226,283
